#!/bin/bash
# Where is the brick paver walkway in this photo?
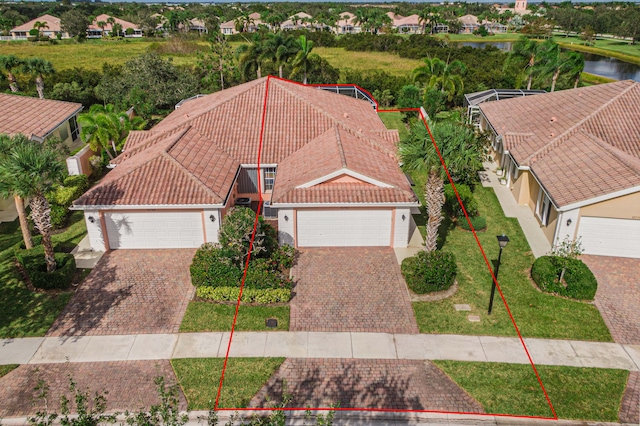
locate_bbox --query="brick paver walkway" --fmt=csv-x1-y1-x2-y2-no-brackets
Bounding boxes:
620,371,639,424
290,248,419,333
249,358,483,412
48,250,195,337
582,255,640,345
0,361,186,417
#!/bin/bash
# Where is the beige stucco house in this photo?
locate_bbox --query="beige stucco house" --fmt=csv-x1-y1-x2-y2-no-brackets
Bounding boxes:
478,80,640,258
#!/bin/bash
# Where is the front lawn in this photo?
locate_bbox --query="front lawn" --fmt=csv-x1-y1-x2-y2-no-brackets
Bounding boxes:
180,302,290,332
0,364,18,378
171,358,284,409
435,361,628,421
0,211,86,338
411,185,611,341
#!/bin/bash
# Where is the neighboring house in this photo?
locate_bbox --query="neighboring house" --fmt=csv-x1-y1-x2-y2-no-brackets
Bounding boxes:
433,23,450,33
9,14,70,40
387,13,422,34
0,93,83,146
334,12,361,34
478,80,640,258
87,14,142,38
482,20,508,33
458,14,480,33
188,18,207,34
281,12,312,30
219,12,263,35
72,78,418,251
464,88,546,126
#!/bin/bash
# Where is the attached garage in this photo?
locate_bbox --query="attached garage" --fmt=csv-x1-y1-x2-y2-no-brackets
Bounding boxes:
577,217,640,258
104,211,205,249
296,209,393,247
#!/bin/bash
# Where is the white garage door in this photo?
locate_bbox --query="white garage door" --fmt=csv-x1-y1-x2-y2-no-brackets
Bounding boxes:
297,209,392,247
104,211,205,249
578,217,640,258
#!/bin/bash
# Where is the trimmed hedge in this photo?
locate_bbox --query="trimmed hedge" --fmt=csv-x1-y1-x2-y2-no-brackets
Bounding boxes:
401,250,457,294
196,286,291,304
47,174,90,229
15,246,76,290
445,183,478,218
531,256,598,300
458,215,487,231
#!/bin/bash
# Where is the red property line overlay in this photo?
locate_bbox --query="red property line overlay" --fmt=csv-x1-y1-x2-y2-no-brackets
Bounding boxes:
214,75,558,421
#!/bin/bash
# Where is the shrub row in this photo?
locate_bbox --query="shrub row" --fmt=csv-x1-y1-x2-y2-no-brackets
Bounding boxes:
196,286,291,304
47,175,89,229
15,245,76,290
190,244,294,290
531,256,598,301
401,250,457,294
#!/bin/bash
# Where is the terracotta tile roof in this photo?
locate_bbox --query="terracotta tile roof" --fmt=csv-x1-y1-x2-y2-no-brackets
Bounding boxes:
76,78,416,207
480,80,640,206
0,93,83,139
89,14,139,31
11,14,62,32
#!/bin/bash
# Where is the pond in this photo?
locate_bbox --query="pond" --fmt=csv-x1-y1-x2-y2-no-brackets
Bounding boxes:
454,41,640,82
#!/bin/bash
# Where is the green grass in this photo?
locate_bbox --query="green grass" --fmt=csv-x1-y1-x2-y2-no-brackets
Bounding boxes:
433,32,523,42
410,185,611,341
435,361,628,421
379,112,410,139
180,302,290,332
0,364,19,378
315,47,422,77
555,35,640,65
171,358,284,409
581,72,617,86
0,210,87,338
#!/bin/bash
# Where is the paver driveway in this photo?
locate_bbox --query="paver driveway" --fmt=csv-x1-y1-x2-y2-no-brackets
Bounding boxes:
582,255,640,345
290,248,419,333
48,249,195,337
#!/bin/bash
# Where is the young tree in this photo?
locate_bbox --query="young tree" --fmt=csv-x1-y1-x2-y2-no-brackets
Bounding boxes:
260,32,298,79
413,57,466,101
0,138,65,272
23,58,55,99
550,236,583,284
399,120,485,252
237,34,265,80
60,10,90,39
32,21,49,38
0,55,23,92
79,104,146,159
198,34,236,91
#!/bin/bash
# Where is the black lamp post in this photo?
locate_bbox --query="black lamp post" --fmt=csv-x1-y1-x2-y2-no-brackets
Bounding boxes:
488,234,510,315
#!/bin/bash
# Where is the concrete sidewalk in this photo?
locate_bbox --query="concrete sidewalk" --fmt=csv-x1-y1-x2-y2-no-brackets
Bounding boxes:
1,332,638,371
479,163,551,258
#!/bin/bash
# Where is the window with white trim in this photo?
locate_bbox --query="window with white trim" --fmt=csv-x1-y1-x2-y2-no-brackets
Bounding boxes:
536,190,552,226
263,167,276,192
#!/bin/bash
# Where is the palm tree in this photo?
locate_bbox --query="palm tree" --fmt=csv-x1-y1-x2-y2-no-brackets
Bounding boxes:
290,35,314,85
399,120,483,252
0,134,33,249
33,21,49,37
413,57,466,101
418,7,432,34
79,104,146,160
237,35,265,80
260,32,297,78
565,51,585,89
506,37,544,90
22,58,55,99
538,41,585,92
0,55,24,92
97,20,107,37
0,138,65,272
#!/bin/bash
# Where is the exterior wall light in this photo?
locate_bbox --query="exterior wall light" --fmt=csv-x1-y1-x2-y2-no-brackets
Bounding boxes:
402,214,406,221
284,215,289,221
88,216,95,223
209,215,216,222
566,218,572,226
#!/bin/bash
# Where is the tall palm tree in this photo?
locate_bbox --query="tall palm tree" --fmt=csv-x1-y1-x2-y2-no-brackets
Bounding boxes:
290,35,314,84
506,37,544,90
0,138,65,272
418,7,432,34
237,34,265,80
399,120,483,252
79,104,146,159
0,134,33,249
0,55,24,92
22,58,55,99
97,20,107,37
538,42,585,92
260,32,298,78
565,51,585,89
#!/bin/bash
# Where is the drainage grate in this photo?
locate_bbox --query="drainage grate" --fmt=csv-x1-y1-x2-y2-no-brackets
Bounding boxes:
265,318,278,328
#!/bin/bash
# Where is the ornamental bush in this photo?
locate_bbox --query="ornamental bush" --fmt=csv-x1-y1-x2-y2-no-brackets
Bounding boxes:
190,243,241,288
458,215,487,231
444,183,478,218
401,250,457,294
47,174,90,229
15,246,76,290
531,256,598,300
196,286,291,304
